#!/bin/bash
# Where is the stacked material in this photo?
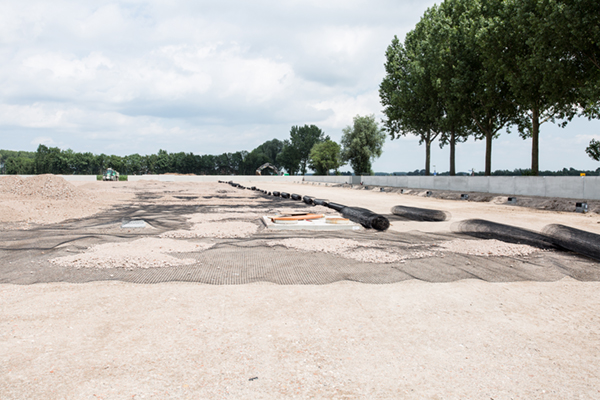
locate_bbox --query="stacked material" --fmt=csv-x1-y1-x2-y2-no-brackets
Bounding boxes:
0,174,85,200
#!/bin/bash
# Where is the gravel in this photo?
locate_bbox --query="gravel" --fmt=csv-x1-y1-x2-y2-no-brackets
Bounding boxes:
0,174,87,200
438,239,540,257
50,237,213,269
160,221,259,239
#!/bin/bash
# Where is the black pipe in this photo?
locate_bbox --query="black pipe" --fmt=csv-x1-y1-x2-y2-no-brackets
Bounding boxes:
281,192,290,199
273,191,280,197
313,199,329,206
291,194,301,201
451,219,556,249
542,224,600,261
340,206,390,231
303,196,314,205
391,205,451,222
327,202,346,212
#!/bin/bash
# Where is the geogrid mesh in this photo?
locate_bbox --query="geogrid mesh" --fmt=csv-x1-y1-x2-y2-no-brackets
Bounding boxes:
1,190,599,285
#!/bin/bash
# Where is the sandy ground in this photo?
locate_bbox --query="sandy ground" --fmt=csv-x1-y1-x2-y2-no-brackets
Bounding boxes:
2,177,600,399
2,280,599,399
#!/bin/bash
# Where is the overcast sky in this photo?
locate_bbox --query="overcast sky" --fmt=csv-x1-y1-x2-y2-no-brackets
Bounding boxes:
1,0,599,173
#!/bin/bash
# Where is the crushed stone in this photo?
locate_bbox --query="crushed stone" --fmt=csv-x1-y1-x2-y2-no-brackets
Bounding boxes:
50,237,212,269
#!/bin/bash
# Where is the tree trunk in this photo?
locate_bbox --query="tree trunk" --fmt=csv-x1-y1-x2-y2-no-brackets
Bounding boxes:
485,130,492,176
531,107,540,176
450,130,456,176
425,137,431,176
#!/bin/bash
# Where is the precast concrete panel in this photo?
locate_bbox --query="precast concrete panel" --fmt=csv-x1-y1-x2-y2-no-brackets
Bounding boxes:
545,177,585,199
437,176,469,192
583,177,600,200
514,177,546,197
417,176,436,190
489,177,516,195
361,176,386,186
467,177,490,193
305,176,350,184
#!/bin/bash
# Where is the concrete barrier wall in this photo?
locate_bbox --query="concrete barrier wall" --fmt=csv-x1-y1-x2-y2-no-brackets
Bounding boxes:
304,175,351,184
357,175,600,200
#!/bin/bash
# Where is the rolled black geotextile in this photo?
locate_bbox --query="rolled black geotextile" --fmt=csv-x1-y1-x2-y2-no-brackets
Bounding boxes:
327,202,345,212
391,205,451,222
291,194,301,201
303,196,314,205
451,219,556,249
313,199,329,206
281,192,291,199
273,191,280,197
542,224,600,261
340,206,390,231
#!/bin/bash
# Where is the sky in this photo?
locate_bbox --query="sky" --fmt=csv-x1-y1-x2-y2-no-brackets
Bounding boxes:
1,0,599,174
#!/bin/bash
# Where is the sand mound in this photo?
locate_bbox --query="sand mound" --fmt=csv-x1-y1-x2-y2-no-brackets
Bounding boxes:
50,237,212,269
0,174,86,200
438,239,540,257
266,238,434,264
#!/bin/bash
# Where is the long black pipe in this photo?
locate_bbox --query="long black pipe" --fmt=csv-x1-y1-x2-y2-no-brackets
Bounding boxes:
391,205,451,222
339,206,390,231
542,224,600,261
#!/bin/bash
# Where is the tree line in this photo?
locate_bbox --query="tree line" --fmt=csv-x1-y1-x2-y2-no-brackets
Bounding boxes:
0,115,386,176
380,0,600,176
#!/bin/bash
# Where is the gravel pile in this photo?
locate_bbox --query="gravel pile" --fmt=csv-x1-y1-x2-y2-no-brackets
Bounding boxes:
0,174,86,200
160,221,258,239
437,239,540,257
50,238,212,269
188,212,260,223
267,238,434,264
267,237,540,263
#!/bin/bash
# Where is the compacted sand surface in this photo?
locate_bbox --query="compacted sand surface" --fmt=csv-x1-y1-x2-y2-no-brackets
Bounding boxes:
1,176,600,399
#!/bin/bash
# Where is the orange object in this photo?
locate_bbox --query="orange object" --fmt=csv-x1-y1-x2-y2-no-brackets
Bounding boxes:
271,213,324,222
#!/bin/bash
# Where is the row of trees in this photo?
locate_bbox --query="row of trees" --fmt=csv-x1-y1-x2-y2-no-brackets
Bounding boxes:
0,116,386,176
380,0,600,176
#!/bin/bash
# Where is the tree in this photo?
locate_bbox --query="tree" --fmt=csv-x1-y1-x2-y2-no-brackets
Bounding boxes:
380,20,445,175
487,0,586,175
587,139,600,161
276,140,302,175
340,115,385,175
253,139,284,168
308,140,343,175
288,125,328,175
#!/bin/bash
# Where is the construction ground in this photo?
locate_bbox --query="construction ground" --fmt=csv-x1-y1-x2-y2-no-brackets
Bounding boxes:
1,175,600,399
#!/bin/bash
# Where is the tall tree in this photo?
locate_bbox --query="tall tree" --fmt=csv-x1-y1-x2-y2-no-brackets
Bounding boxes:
288,125,328,175
276,140,302,175
253,139,284,168
380,13,445,176
308,140,343,175
487,0,586,175
340,115,385,176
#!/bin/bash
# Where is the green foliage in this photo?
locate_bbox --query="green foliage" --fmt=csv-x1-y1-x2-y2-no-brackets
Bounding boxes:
340,115,385,176
96,175,102,181
276,140,302,175
308,140,343,175
380,0,600,176
288,125,328,175
119,175,128,181
587,139,600,161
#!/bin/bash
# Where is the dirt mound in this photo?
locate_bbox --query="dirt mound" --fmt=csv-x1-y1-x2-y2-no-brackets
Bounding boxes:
0,174,86,200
